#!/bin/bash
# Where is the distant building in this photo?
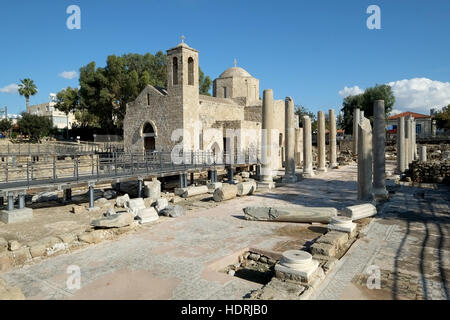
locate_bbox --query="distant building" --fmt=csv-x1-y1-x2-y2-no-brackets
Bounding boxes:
27,94,77,130
387,111,434,138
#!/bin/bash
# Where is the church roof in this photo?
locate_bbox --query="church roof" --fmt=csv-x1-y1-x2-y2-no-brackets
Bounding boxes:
219,67,252,78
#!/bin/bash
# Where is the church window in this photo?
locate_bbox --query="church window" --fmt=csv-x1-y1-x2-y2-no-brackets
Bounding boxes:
223,87,227,98
147,94,150,105
173,57,178,85
188,57,194,86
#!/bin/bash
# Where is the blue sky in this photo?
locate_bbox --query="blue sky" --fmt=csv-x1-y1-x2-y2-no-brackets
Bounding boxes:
1,0,450,116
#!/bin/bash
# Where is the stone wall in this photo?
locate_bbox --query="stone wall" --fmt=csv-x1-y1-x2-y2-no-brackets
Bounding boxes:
409,160,450,184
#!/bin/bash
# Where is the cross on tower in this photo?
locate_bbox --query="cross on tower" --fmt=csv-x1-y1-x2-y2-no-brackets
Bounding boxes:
234,58,237,67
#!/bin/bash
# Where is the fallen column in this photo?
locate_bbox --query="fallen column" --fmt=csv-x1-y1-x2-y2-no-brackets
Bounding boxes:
341,203,377,220
302,116,314,178
357,118,373,201
372,100,388,200
243,206,337,223
237,180,257,196
136,207,159,224
329,109,338,169
181,185,209,198
213,184,238,202
282,97,297,182
317,110,327,172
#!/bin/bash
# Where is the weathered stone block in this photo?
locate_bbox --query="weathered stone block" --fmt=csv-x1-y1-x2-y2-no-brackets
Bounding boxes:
317,231,348,250
0,208,33,224
0,238,8,254
91,211,134,228
29,244,47,258
310,242,336,257
8,240,21,251
12,247,32,265
0,252,14,272
136,207,158,224
78,230,105,244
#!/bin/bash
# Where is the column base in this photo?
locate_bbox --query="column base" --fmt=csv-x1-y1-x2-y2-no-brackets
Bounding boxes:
316,167,327,173
330,163,339,169
257,181,276,190
302,171,315,178
0,208,33,224
373,188,389,201
282,175,298,183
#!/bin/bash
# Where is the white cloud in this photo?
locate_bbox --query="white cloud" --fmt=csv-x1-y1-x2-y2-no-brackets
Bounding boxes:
338,78,450,115
59,70,78,79
387,78,450,114
0,83,19,94
338,85,363,98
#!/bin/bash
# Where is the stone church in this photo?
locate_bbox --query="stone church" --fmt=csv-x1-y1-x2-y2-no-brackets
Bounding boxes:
123,40,286,167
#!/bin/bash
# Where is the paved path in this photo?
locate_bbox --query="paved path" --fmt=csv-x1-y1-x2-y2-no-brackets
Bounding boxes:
0,165,364,300
314,182,450,300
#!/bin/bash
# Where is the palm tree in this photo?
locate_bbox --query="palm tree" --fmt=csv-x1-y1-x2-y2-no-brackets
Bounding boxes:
18,78,38,110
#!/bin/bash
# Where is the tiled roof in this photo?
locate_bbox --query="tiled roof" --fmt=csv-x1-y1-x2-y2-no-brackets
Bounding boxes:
388,111,431,120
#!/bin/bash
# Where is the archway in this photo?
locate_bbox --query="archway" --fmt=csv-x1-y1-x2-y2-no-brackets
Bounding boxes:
143,122,156,152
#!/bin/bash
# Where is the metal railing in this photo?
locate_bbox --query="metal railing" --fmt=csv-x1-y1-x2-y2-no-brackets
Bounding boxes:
0,141,124,157
0,150,258,190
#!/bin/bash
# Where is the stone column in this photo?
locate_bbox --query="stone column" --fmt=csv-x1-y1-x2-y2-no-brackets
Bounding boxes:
329,109,338,168
357,118,373,201
259,89,276,188
352,108,360,154
302,116,314,178
412,119,418,160
397,116,406,173
420,145,427,162
409,116,415,164
405,116,411,168
317,111,327,172
282,97,297,182
295,127,303,167
372,100,388,200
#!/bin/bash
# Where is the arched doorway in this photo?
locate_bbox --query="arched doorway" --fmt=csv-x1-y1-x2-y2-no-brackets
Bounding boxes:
143,122,156,152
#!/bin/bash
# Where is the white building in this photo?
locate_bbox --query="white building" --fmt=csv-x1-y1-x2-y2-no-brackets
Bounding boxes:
27,94,77,130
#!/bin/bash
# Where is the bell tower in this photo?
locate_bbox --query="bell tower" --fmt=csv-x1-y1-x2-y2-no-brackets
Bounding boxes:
167,36,199,98
166,37,201,151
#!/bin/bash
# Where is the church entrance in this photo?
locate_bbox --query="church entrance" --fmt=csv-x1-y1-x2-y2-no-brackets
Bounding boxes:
143,122,156,152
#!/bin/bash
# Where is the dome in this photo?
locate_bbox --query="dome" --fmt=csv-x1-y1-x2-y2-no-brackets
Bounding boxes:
219,67,252,78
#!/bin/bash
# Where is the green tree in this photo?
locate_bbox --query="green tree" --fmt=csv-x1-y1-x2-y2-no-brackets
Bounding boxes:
0,118,13,136
55,86,79,139
17,112,53,142
77,51,213,132
340,84,395,133
434,104,450,130
199,68,212,95
295,105,318,132
18,78,38,109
